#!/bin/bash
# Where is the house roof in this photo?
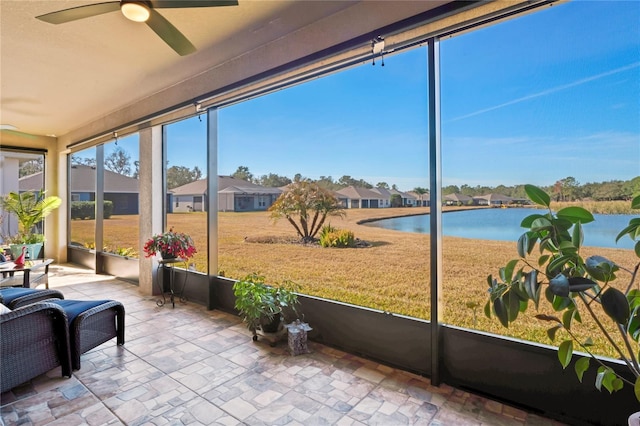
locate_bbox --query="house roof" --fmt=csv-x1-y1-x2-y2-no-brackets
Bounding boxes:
170,179,208,196
218,185,282,195
171,176,282,196
336,186,382,200
19,165,139,193
445,193,472,202
370,187,392,198
474,193,513,202
408,190,429,200
390,188,416,200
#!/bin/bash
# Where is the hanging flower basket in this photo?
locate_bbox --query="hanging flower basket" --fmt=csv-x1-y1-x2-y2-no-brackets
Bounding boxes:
143,228,196,260
161,251,176,260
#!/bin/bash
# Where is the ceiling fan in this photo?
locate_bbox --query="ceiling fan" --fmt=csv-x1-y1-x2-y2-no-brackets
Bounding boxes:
36,0,239,56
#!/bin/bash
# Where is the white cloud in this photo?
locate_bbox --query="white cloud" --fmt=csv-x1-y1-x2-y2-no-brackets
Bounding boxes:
448,62,640,123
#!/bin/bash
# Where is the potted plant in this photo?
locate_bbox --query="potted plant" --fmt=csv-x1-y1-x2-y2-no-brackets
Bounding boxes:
0,190,62,259
143,228,196,260
486,184,640,404
233,272,300,344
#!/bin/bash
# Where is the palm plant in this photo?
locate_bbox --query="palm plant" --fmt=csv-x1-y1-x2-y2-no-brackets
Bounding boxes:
269,180,345,242
0,190,62,244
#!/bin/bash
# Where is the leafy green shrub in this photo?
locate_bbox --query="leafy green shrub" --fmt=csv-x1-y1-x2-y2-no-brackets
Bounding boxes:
106,247,137,257
319,224,337,239
71,200,113,219
232,272,300,333
320,228,355,248
104,200,113,219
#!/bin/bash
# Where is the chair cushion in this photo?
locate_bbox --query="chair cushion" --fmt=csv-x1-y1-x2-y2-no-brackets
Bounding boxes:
50,300,111,323
0,287,39,304
0,303,11,314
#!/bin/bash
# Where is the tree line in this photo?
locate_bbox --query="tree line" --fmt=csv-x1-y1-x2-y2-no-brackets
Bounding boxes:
21,153,638,201
233,165,639,202
443,176,640,202
230,165,427,194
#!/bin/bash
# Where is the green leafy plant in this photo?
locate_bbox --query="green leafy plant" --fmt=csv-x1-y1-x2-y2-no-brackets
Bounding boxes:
486,185,640,400
70,200,113,220
0,190,62,244
232,272,300,333
319,225,356,248
106,246,137,258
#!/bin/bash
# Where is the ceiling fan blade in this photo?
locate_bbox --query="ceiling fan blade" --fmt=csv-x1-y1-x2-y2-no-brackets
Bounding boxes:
150,0,238,8
36,2,120,24
146,9,196,56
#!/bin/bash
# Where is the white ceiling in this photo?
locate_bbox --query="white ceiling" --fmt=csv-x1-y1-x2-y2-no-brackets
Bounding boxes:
0,0,494,142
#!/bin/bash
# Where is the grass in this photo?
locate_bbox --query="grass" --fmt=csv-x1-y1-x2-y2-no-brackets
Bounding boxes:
69,206,638,358
551,200,636,215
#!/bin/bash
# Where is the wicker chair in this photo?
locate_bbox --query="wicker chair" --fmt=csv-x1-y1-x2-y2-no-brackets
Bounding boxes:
0,287,64,309
0,302,72,393
46,299,125,370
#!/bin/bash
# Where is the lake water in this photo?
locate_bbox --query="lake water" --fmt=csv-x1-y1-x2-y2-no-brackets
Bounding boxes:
362,208,636,249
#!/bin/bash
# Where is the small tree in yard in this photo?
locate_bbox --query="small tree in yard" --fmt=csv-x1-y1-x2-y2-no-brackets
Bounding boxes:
269,181,345,242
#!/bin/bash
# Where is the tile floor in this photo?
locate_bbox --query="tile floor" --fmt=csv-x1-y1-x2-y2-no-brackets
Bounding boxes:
1,264,565,425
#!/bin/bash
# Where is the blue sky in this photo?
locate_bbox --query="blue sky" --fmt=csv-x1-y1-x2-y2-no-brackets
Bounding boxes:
133,1,640,191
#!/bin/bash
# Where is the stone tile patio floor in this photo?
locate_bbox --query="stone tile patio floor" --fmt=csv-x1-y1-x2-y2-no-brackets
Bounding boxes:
1,264,565,426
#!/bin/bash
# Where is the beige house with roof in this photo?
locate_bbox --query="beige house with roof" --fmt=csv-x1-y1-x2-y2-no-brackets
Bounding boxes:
338,185,418,208
170,176,282,213
20,165,140,215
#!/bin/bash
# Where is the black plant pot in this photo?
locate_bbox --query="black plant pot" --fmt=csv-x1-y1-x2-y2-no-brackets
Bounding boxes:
261,313,282,333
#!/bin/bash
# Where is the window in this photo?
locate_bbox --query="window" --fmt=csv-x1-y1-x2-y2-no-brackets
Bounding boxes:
0,149,46,246
103,134,140,257
440,1,639,355
164,116,208,272
218,47,431,316
69,147,97,249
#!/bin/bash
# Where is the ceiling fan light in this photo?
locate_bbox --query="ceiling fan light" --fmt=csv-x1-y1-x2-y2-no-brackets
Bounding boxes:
121,1,150,22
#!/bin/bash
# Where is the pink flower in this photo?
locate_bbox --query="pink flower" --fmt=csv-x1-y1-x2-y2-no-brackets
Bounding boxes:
143,230,197,259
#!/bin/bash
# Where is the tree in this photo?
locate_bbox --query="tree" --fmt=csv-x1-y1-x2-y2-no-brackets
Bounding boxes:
269,181,345,242
622,176,640,199
316,176,340,190
258,173,292,188
554,176,580,201
232,166,254,183
71,155,96,167
19,158,44,177
104,147,132,176
390,194,402,207
442,185,460,195
413,187,428,195
337,175,372,189
166,165,202,190
376,182,390,189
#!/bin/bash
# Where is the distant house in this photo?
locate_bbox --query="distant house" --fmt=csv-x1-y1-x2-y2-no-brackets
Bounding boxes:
335,186,418,208
408,191,429,207
170,179,207,212
390,188,417,206
444,193,472,205
20,165,139,215
170,176,282,213
473,193,513,206
369,187,392,207
336,186,384,208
